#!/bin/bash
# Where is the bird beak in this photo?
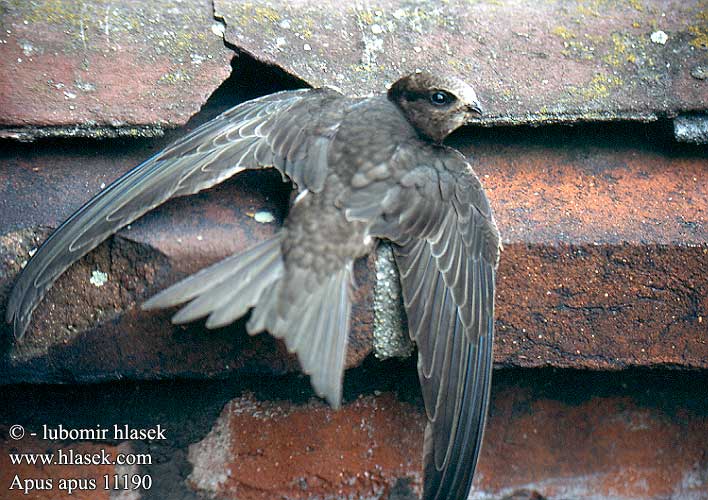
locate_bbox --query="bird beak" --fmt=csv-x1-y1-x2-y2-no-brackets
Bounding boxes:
466,102,484,122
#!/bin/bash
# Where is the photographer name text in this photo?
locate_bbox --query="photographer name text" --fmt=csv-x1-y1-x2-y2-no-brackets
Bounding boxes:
41,424,167,441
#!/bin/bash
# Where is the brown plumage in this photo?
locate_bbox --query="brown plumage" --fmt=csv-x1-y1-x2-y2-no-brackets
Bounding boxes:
7,71,501,500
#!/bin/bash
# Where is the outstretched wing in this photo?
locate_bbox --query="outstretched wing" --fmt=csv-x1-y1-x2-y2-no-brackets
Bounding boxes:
7,86,347,339
344,143,500,500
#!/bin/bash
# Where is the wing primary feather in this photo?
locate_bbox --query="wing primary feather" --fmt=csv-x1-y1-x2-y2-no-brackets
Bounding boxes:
375,145,500,500
432,311,465,469
421,271,446,374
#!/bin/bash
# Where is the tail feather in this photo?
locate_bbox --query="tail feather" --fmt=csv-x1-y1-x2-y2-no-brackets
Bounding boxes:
143,236,283,328
142,237,283,312
247,264,352,409
244,281,279,334
143,235,353,409
204,267,278,328
299,298,327,368
285,294,318,356
316,274,350,405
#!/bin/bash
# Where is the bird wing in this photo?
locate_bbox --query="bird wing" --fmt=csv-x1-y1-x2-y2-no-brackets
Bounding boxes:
7,87,347,339
344,143,500,500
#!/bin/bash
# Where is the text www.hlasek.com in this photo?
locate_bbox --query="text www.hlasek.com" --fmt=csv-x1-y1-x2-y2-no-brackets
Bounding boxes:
10,448,152,466
9,450,153,494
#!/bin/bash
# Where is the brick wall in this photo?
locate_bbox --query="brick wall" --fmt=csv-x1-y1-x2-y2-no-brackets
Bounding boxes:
1,1,706,499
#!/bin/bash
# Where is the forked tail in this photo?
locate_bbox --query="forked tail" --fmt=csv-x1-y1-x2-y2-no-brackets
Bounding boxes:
143,234,352,408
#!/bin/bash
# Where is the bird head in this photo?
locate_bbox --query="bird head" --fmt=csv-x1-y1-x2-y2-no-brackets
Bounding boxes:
387,71,483,144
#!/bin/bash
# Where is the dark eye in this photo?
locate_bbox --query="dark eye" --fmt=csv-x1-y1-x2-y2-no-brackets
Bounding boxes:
430,91,451,106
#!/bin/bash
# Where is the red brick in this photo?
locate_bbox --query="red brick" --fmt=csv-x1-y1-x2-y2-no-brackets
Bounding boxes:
185,375,708,499
216,0,707,125
0,0,231,139
188,394,424,499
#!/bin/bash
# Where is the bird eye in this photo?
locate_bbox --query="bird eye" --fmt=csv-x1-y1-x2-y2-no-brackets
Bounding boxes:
430,91,451,106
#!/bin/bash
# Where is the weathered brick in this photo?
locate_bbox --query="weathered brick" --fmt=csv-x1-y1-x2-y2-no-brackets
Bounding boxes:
0,0,231,139
2,370,705,500
216,0,708,126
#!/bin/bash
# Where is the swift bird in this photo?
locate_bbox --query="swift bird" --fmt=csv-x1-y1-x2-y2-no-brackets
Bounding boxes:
7,71,501,500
